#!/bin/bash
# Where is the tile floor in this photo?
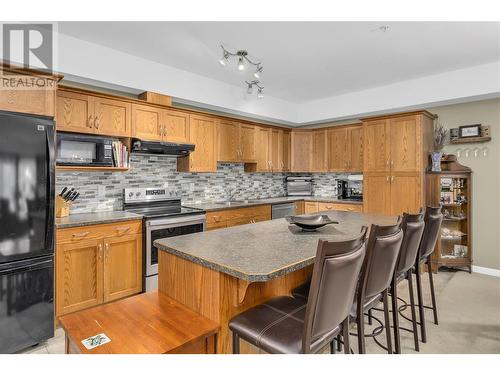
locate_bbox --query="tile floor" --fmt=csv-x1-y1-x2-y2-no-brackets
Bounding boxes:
19,270,500,354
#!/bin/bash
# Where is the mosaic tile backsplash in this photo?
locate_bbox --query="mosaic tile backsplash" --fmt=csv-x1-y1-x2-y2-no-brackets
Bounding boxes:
56,154,351,214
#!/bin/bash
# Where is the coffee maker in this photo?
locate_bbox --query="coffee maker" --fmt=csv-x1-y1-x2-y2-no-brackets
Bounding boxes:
336,176,363,201
337,179,348,199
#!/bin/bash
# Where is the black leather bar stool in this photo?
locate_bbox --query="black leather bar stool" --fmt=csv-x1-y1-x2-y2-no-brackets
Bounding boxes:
350,220,403,354
391,211,425,353
228,228,368,354
414,206,443,343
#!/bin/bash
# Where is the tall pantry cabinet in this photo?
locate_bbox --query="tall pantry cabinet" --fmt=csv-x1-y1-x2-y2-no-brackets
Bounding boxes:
363,111,434,216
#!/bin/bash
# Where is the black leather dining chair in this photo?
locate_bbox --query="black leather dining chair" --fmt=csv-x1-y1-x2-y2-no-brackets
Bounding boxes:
414,206,443,343
228,228,368,354
391,211,425,353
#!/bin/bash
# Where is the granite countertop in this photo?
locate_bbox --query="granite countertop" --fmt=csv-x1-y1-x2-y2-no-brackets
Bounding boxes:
182,196,363,212
56,211,143,229
154,211,396,282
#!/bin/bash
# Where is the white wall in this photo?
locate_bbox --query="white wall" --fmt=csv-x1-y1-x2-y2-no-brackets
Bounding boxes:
428,99,500,271
51,31,500,126
297,62,500,124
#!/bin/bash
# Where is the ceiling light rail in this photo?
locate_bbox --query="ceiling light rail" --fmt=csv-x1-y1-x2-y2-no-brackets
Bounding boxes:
219,44,265,98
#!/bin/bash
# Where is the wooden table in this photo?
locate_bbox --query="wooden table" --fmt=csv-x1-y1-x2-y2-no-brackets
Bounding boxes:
59,291,219,354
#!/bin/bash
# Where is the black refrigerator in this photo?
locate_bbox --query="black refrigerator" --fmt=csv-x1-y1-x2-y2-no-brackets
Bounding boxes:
0,110,55,353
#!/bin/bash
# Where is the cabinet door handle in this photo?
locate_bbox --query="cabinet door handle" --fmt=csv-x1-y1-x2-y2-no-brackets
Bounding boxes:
391,176,395,182
72,231,90,238
88,115,93,128
98,243,103,259
390,160,394,167
386,176,390,182
94,116,99,129
116,226,131,234
105,243,110,258
386,160,390,167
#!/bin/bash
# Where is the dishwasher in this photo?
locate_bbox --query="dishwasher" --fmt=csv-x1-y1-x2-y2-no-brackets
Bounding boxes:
271,202,296,219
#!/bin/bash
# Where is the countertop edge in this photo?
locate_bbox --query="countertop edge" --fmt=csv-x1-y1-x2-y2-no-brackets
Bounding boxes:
56,213,143,229
155,241,316,282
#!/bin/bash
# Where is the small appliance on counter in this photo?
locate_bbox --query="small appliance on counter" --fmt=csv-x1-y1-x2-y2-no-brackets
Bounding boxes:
337,175,363,201
55,187,81,218
286,176,312,196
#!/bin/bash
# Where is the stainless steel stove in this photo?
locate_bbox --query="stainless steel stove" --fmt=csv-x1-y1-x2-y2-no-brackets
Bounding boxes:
123,188,206,291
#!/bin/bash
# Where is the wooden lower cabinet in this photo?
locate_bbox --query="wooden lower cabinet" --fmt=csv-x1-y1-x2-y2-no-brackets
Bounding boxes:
103,234,143,303
294,201,305,215
56,221,142,318
304,201,319,214
206,205,271,230
56,238,103,316
318,202,363,213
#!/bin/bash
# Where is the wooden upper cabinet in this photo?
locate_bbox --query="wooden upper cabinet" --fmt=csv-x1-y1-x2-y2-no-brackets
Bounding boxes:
103,233,142,303
270,128,283,172
328,127,348,172
180,114,217,172
363,120,390,172
131,103,163,141
363,173,391,215
239,123,257,162
56,238,103,317
217,119,240,162
389,116,421,172
256,127,271,172
282,130,291,172
312,129,328,172
164,109,189,143
348,126,364,172
94,97,131,137
56,91,95,134
0,70,57,117
290,131,313,172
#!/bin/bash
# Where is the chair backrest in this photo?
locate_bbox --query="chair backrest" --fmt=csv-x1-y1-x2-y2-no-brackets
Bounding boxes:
395,211,425,275
418,206,443,262
302,227,368,353
358,219,403,302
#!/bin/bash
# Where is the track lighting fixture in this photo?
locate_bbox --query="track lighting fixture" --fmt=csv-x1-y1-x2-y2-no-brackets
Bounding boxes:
219,45,265,98
246,80,264,99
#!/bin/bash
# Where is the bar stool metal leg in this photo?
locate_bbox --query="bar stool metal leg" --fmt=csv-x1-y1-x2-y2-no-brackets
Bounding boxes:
383,289,393,354
368,309,373,325
357,307,366,354
391,278,401,354
415,263,427,343
427,261,439,325
233,331,240,354
407,269,420,351
343,317,351,354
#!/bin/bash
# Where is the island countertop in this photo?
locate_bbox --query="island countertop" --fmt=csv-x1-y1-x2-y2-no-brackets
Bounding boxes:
154,211,396,282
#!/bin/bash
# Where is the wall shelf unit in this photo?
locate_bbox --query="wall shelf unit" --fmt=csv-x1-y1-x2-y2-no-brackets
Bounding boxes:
450,136,491,144
426,155,472,273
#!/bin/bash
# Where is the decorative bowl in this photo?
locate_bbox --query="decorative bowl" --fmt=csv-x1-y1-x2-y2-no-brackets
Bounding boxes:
286,215,338,232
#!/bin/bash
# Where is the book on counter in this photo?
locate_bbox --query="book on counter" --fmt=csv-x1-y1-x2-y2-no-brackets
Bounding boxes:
112,140,129,168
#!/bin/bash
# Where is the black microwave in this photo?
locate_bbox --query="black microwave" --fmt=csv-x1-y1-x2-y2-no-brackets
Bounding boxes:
56,132,114,167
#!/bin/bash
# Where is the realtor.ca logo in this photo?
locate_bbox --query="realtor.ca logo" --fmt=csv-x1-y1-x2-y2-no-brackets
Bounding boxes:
1,23,55,90
2,23,53,71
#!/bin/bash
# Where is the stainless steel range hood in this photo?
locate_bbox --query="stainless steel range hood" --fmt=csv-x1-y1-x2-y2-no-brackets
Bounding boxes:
131,139,195,157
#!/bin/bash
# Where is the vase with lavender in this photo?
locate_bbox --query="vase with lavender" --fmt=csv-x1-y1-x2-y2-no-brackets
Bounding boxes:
432,120,449,172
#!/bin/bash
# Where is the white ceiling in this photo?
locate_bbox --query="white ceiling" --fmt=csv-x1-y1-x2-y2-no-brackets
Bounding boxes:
59,22,500,103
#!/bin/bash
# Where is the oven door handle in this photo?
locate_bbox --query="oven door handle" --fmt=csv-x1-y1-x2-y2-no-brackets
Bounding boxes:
146,215,207,228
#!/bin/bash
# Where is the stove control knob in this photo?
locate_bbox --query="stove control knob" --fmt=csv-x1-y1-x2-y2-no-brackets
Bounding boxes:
128,192,134,198
136,192,141,197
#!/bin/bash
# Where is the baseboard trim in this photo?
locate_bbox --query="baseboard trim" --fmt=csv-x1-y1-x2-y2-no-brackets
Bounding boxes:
472,266,500,277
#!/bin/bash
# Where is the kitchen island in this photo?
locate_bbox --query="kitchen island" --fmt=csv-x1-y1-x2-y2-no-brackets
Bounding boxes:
154,211,396,354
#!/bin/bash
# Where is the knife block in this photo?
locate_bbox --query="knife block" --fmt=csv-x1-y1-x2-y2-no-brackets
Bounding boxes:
55,196,72,218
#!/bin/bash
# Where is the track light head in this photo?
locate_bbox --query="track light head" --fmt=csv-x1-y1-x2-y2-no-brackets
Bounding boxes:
253,65,263,79
257,88,264,99
237,57,245,71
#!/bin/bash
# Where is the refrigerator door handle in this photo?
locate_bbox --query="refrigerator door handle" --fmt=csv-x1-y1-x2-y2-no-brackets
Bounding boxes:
45,123,55,252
